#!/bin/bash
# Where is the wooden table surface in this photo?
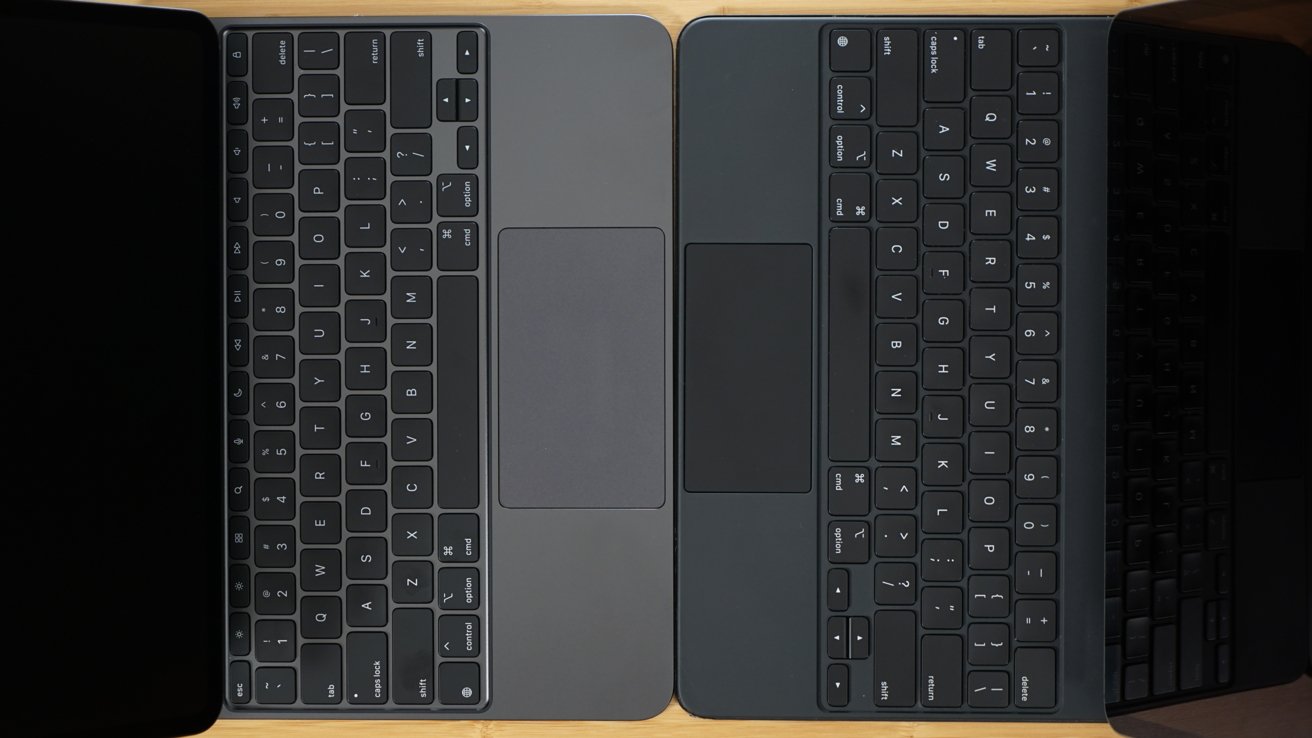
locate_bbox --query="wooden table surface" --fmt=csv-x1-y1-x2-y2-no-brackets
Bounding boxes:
112,0,1306,734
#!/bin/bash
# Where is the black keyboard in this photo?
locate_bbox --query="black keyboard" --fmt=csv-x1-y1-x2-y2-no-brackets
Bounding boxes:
1105,27,1235,708
820,25,1064,712
223,26,488,710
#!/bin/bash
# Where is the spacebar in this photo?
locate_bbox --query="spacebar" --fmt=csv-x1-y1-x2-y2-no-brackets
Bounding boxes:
828,228,871,461
438,276,479,508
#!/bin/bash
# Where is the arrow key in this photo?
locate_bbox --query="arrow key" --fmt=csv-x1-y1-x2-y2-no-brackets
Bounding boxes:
457,31,478,74
438,614,480,657
827,568,850,611
457,126,478,169
849,616,869,658
437,78,457,122
457,78,479,122
827,616,848,659
826,664,850,707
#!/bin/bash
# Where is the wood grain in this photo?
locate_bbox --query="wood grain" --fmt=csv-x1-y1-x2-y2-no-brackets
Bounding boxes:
118,0,1152,40
102,0,1305,734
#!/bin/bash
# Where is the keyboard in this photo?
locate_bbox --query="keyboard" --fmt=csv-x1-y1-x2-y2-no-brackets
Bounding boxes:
1105,27,1235,708
821,25,1064,712
223,26,488,710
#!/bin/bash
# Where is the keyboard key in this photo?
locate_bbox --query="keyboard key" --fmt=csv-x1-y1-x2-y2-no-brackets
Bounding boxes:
830,173,874,222
1018,29,1060,67
924,30,965,102
829,228,872,460
393,560,434,603
827,616,848,659
970,30,1012,91
255,618,297,662
872,610,916,706
828,521,870,564
229,661,251,704
438,567,479,610
968,671,1009,708
436,277,479,508
921,635,963,707
437,514,478,562
344,32,385,105
437,222,479,271
252,33,293,94
829,77,871,120
391,32,433,128
1018,168,1060,210
970,96,1012,139
827,569,851,611
457,126,479,169
255,666,296,704
830,29,871,72
1017,72,1060,114
226,81,248,126
924,108,965,150
298,74,340,118
967,623,1009,665
439,615,480,658
829,467,870,517
297,32,339,70
301,643,342,704
251,98,294,142
875,30,918,126
437,78,458,122
1015,648,1056,707
393,609,435,704
874,562,916,605
344,109,386,152
226,32,248,76
438,174,479,217
439,663,481,706
346,584,388,627
457,31,479,74
345,632,388,704
457,79,479,121
391,181,433,223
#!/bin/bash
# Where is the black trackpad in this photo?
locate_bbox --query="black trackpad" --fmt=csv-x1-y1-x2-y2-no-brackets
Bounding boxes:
684,243,812,492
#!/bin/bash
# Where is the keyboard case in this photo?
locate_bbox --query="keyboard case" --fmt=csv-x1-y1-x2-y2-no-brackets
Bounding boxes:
676,15,1110,720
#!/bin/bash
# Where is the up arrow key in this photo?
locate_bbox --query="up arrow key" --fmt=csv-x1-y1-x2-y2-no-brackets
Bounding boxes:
827,569,850,611
457,31,478,74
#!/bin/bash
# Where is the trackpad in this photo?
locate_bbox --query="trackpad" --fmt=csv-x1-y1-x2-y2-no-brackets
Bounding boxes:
683,243,813,492
497,228,666,509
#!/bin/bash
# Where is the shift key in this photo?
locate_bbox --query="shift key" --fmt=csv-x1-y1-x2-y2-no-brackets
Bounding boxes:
876,30,918,126
393,609,435,704
873,610,916,707
391,32,433,128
